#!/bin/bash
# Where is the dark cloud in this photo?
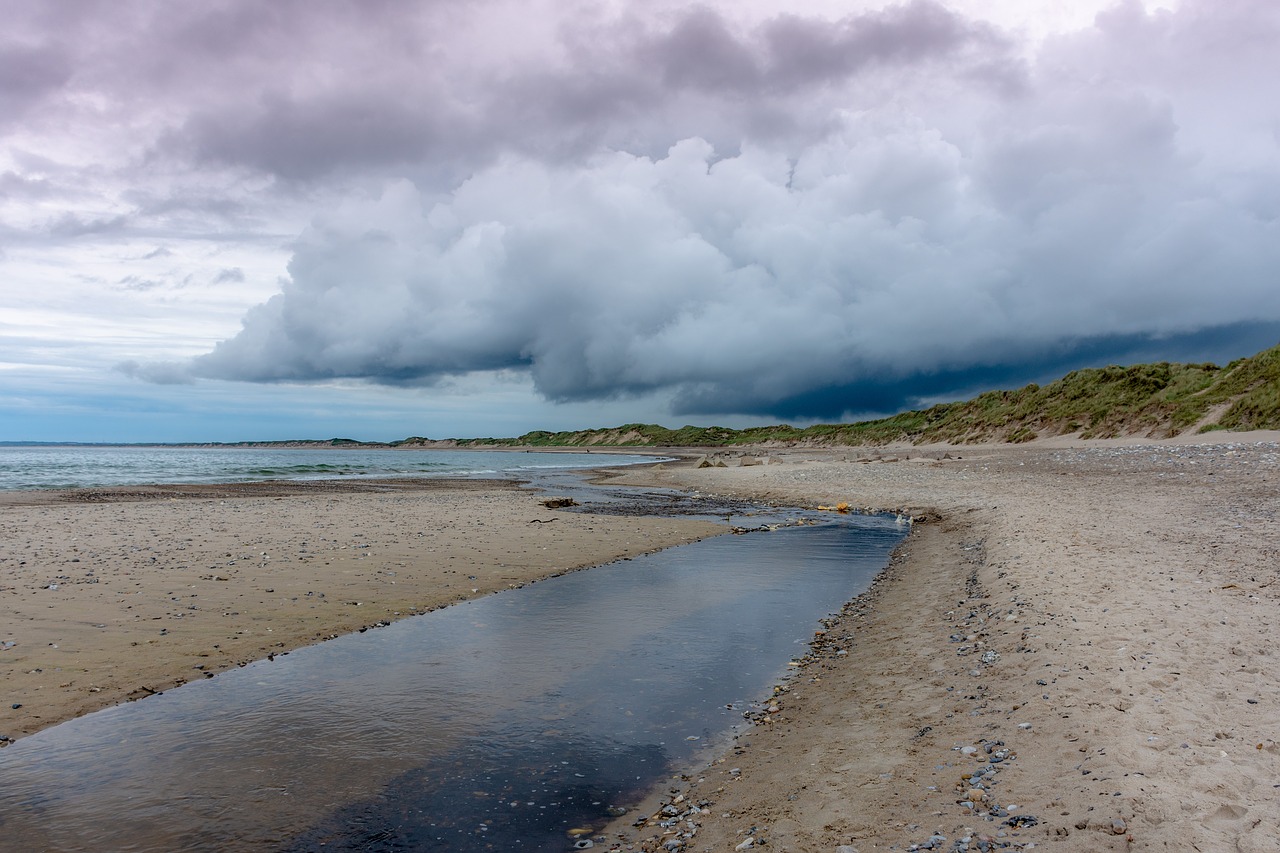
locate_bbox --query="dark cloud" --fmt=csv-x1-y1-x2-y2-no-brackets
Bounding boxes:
175,94,449,182
645,8,764,93
182,69,1280,417
146,1,1022,182
0,171,57,201
8,0,1279,423
1,0,1025,246
675,321,1280,419
758,0,1015,90
0,40,71,127
46,212,131,238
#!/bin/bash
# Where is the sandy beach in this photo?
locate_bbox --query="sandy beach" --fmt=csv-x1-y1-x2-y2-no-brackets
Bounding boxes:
604,434,1280,852
3,437,1279,853
0,478,721,741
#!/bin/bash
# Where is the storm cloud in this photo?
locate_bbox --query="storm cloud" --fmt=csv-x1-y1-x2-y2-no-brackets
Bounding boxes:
178,0,1280,418
152,0,1020,183
6,0,1280,428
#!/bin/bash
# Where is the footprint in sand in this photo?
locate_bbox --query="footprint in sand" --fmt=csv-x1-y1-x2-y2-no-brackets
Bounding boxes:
1204,802,1250,832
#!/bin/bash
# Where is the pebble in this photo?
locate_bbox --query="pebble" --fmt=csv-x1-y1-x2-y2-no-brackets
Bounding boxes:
735,837,755,850
1111,818,1127,835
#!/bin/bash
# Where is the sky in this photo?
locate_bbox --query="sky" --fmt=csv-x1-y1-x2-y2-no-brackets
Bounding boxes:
2,0,1279,443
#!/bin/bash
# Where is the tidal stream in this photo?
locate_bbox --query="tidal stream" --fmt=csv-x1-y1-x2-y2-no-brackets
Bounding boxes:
0,490,905,852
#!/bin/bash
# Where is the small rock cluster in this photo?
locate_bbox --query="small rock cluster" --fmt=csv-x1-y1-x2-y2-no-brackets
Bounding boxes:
619,791,716,852
893,738,1038,853
1049,440,1279,475
956,741,1028,813
902,829,1024,852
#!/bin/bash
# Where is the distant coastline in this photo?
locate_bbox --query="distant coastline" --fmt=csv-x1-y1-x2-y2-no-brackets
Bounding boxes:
0,439,397,449
0,440,663,453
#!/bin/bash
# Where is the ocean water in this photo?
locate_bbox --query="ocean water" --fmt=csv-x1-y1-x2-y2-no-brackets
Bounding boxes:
0,445,664,491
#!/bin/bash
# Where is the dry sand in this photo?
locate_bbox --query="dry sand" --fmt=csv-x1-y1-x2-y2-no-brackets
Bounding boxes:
0,478,721,741
4,437,1278,853
603,434,1280,852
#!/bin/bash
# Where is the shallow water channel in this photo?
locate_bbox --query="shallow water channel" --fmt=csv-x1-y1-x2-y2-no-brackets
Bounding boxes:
0,494,905,852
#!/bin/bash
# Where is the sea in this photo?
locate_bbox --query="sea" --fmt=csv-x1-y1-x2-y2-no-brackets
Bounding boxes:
0,445,665,492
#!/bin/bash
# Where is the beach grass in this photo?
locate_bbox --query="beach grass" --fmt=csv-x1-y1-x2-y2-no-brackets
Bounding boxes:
433,341,1280,447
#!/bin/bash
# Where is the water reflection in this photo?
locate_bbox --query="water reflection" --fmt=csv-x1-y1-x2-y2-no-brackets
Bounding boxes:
0,515,904,852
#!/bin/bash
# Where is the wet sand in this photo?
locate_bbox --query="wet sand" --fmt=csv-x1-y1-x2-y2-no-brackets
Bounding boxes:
604,434,1280,852
0,477,721,741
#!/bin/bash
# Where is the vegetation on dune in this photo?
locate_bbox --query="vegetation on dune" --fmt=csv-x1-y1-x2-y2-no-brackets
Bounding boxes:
448,423,773,448
1196,345,1280,432
839,342,1280,444
403,341,1280,447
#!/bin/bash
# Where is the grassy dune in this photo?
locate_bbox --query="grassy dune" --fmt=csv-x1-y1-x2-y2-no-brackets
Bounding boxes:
423,342,1280,447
